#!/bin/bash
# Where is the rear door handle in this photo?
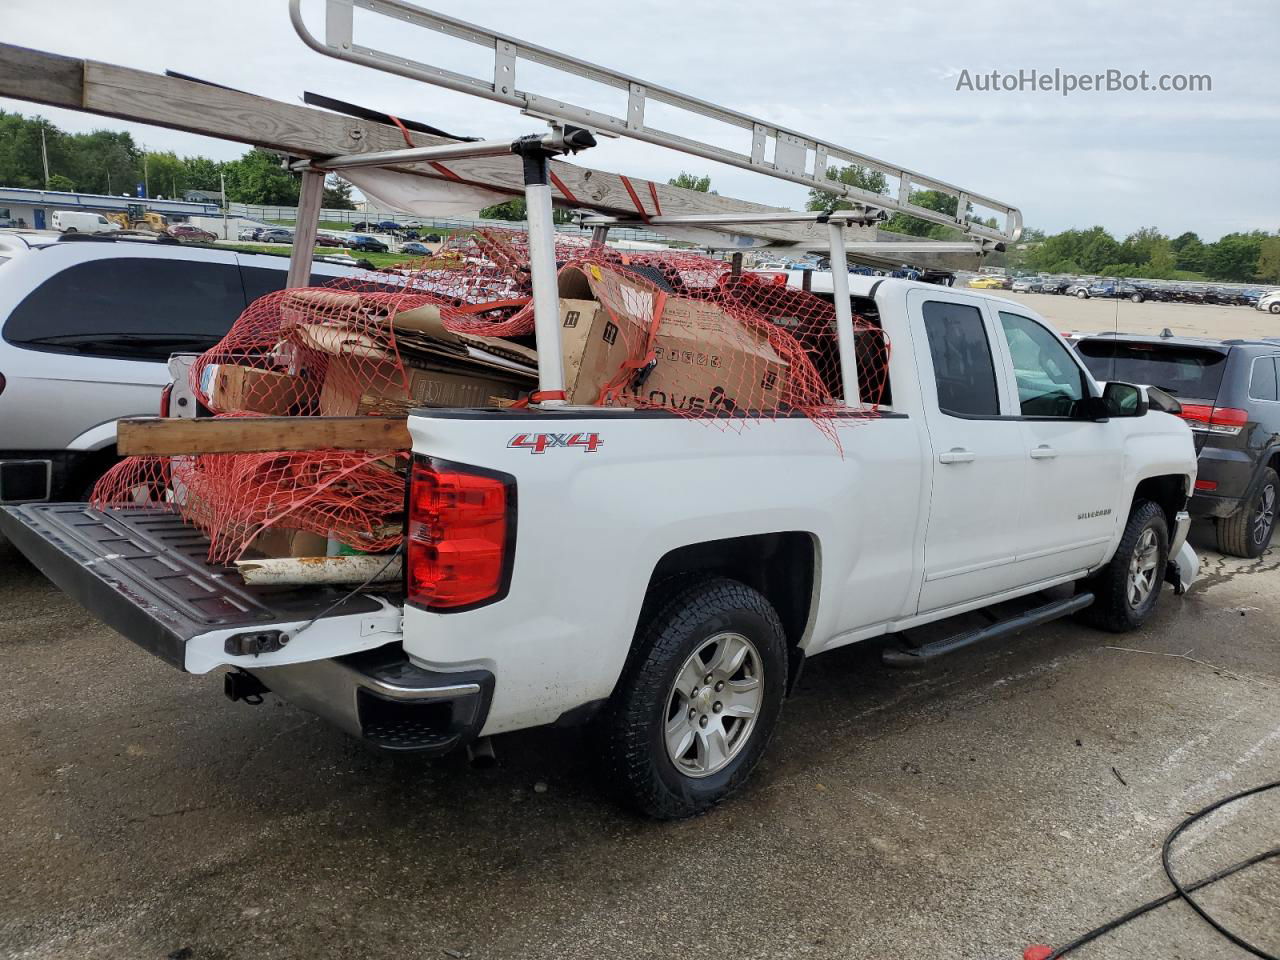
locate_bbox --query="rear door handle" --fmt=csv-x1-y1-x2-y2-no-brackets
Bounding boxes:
938,447,975,464
1030,445,1058,460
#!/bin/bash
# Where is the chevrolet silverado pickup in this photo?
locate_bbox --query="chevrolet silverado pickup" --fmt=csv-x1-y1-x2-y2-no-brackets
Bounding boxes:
0,276,1199,818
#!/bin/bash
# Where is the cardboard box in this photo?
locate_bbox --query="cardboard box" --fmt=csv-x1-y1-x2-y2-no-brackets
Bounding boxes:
319,355,527,416
553,265,789,413
630,298,788,414
249,526,331,559
210,365,306,415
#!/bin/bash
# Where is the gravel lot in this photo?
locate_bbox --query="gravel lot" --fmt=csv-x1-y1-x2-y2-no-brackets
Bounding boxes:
2,297,1278,960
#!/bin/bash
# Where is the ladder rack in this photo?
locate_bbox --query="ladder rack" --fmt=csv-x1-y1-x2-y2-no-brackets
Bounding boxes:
289,0,1022,247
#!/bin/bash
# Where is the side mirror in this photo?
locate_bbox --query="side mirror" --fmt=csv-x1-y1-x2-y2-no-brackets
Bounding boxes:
1103,381,1149,418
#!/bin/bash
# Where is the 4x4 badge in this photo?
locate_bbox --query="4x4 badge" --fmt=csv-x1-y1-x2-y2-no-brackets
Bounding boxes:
508,432,603,454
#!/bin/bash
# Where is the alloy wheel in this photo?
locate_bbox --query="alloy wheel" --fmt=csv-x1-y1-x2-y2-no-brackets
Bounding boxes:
1253,484,1276,547
663,632,763,778
1127,527,1160,608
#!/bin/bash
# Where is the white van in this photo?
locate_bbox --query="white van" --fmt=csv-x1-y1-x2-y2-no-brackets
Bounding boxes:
51,210,120,234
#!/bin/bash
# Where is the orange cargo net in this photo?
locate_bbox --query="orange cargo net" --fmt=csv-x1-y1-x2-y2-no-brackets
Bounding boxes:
93,230,890,563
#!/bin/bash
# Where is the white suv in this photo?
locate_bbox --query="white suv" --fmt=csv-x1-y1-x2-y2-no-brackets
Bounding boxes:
0,234,358,503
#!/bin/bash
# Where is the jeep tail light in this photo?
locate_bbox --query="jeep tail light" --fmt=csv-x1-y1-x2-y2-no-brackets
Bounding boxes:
159,382,173,418
1179,404,1248,436
407,458,514,610
1195,479,1218,491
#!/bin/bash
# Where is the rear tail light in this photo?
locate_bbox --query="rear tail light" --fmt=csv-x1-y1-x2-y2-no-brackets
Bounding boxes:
1194,479,1218,491
406,458,514,610
159,382,173,418
1178,404,1248,436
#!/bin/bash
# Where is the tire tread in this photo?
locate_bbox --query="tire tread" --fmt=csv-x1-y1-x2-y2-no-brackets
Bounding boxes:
597,577,785,819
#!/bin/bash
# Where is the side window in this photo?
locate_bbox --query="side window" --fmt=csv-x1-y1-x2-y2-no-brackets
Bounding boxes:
1249,356,1279,402
4,257,246,361
922,300,1000,416
997,312,1087,417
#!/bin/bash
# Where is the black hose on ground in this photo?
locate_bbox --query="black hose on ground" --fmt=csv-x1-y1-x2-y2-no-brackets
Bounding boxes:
1025,780,1279,960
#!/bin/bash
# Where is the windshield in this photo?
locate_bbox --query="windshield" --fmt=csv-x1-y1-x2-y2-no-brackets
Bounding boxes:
1076,340,1227,400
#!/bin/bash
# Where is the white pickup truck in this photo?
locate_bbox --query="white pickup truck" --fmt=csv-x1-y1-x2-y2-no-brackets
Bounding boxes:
1,277,1198,818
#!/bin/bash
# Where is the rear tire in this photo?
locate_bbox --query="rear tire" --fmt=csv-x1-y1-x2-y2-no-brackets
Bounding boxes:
1216,467,1278,558
597,577,787,819
1270,303,1280,315
1079,500,1169,633
1076,289,1088,299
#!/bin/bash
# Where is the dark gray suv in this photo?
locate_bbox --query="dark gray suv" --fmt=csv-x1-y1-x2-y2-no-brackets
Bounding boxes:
1077,333,1280,557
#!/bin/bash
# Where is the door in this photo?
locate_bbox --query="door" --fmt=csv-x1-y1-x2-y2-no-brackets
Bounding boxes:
33,208,45,229
912,291,1029,613
992,310,1124,580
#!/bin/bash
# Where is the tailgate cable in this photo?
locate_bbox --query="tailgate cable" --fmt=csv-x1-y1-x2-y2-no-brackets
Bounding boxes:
289,549,402,642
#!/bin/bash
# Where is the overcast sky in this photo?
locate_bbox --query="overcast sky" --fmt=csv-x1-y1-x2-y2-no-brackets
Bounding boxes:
3,0,1277,241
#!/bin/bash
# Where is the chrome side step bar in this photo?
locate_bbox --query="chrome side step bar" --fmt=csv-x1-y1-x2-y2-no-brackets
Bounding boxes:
881,592,1095,667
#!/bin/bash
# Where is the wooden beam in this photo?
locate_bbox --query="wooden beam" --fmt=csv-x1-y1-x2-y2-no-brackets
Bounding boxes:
0,43,856,248
117,417,411,455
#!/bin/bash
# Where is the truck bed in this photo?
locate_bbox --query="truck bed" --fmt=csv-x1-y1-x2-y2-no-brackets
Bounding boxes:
0,503,392,670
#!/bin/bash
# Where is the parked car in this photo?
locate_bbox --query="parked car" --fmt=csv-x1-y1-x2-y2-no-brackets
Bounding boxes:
400,241,432,255
314,232,344,248
0,235,358,503
375,220,402,231
1010,277,1036,293
350,221,372,232
2,278,1199,818
50,210,121,234
422,233,443,243
167,224,217,243
237,226,264,241
1083,281,1144,302
1257,291,1280,315
349,235,389,253
1076,332,1280,557
966,275,1005,289
259,228,294,244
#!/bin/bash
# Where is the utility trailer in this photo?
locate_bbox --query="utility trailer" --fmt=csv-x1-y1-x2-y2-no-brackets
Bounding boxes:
0,1,1199,818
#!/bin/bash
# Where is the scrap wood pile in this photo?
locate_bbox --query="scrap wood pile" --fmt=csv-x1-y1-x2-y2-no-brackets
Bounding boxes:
93,228,889,576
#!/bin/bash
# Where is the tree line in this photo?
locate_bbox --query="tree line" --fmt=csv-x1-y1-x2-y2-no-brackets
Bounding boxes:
804,164,1279,284
4,113,1274,283
0,111,355,208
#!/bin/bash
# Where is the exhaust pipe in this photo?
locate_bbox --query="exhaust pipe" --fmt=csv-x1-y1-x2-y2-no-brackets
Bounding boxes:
466,736,497,768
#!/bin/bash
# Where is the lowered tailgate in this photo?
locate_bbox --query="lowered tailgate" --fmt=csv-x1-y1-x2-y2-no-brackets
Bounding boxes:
0,504,402,673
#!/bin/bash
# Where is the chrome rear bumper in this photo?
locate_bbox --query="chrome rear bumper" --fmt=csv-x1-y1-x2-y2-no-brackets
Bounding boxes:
246,646,493,754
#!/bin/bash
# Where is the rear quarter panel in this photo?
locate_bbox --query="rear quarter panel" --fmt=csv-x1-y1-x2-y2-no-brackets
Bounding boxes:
403,410,926,735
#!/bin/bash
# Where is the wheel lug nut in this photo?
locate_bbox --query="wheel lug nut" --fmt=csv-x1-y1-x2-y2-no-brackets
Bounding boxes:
688,707,696,720
691,686,699,697
699,715,708,728
704,674,712,685
714,681,724,692
713,702,723,713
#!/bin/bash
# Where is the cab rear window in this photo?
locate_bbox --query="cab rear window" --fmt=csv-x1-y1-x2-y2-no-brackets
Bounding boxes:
1076,340,1227,401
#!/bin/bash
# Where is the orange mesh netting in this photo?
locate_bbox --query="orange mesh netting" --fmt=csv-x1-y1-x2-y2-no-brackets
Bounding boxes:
93,228,890,564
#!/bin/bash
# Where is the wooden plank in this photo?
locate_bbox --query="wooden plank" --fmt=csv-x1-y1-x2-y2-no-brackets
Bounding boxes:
117,417,411,455
0,44,843,248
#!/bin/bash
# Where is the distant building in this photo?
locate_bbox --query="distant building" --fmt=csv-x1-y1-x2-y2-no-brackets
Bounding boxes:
182,188,224,204
0,187,219,230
